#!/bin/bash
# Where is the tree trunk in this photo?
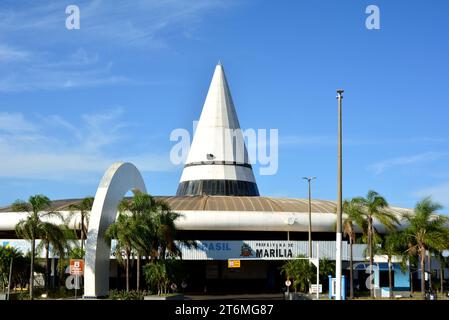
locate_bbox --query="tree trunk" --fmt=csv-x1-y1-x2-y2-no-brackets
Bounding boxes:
427,251,432,291
30,238,35,300
126,252,130,292
368,219,374,298
388,257,393,299
410,268,413,293
80,213,84,252
420,250,426,300
45,242,50,292
440,262,444,295
136,254,140,292
51,257,57,289
349,236,354,299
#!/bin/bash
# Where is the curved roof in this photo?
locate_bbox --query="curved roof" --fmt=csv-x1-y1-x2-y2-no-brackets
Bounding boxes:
161,196,337,213
0,195,411,215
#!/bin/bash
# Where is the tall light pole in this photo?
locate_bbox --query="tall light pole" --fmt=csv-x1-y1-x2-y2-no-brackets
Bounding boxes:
336,89,344,300
303,177,316,258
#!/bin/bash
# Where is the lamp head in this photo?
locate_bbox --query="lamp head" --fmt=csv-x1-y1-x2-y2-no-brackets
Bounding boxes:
302,176,317,181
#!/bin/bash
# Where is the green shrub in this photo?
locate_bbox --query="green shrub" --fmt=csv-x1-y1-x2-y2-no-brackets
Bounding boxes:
109,289,146,300
143,259,184,295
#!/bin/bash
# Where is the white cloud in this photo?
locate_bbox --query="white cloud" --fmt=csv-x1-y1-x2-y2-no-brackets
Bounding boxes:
413,183,449,209
0,1,237,92
0,112,38,133
367,152,449,175
0,48,129,92
0,150,173,181
0,0,234,47
0,110,175,181
0,45,29,62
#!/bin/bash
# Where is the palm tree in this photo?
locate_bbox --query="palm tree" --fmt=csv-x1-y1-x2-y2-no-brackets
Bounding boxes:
280,259,296,293
435,251,448,295
342,199,367,299
280,256,315,293
143,260,169,295
124,192,196,291
318,258,335,294
105,213,135,292
154,199,183,260
0,246,22,292
113,191,195,293
68,197,94,252
319,258,336,279
36,224,71,292
408,254,418,294
378,232,407,298
0,247,35,292
117,191,158,291
351,190,399,297
402,197,449,299
13,194,63,300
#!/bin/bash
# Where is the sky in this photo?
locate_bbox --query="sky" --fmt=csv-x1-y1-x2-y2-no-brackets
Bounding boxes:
0,0,448,212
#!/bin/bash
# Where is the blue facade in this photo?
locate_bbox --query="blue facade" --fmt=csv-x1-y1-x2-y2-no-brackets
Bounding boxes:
375,263,410,290
354,262,410,292
394,267,410,289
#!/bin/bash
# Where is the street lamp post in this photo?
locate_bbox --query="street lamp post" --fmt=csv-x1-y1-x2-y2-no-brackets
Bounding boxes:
336,89,344,300
303,177,316,258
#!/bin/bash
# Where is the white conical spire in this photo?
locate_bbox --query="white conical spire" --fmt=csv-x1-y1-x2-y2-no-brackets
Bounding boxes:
177,63,259,196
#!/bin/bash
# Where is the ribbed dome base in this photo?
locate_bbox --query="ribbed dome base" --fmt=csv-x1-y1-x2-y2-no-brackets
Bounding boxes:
176,179,259,196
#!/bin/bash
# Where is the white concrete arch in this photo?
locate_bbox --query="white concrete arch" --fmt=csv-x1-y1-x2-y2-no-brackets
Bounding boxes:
83,162,147,298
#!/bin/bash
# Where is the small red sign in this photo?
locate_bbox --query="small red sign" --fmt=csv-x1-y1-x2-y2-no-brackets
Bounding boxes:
70,259,84,275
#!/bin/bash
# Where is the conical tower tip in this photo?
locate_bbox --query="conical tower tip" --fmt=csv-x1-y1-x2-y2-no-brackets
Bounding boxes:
176,64,259,197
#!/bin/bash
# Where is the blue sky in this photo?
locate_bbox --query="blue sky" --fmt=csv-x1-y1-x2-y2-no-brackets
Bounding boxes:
0,0,448,211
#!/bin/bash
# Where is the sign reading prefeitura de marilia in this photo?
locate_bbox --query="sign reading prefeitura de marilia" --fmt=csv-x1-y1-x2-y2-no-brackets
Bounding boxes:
245,242,294,258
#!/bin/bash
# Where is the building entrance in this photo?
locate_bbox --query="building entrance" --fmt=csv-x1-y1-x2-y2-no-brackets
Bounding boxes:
178,260,284,294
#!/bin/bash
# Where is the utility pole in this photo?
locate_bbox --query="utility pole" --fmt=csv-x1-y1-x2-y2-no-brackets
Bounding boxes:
303,177,316,258
336,89,344,300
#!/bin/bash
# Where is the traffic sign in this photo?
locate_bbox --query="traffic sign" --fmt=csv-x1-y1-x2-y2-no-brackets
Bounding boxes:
228,260,241,268
70,259,84,275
